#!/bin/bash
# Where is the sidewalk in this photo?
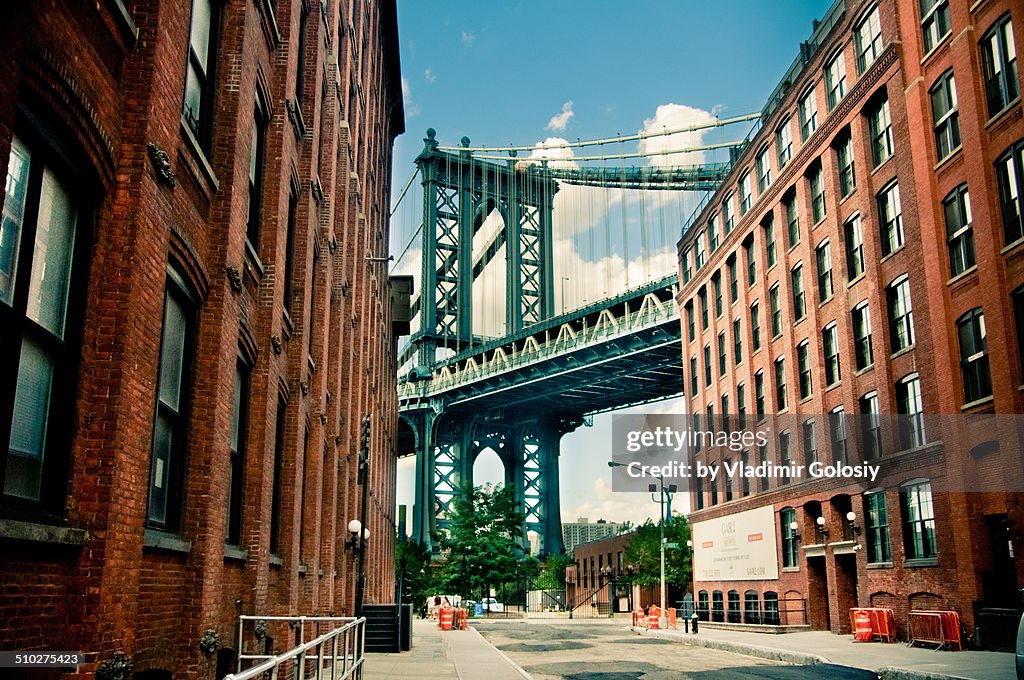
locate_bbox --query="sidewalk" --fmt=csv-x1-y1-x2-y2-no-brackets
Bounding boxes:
363,619,533,680
634,624,1016,680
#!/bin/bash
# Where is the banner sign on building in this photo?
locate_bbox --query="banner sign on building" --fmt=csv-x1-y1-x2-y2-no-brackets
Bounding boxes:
692,505,779,581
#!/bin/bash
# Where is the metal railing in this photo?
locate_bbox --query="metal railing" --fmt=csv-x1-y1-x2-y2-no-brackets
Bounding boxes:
229,616,365,680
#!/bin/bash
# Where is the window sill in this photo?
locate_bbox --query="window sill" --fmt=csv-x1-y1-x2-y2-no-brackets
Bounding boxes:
947,266,978,290
890,345,915,360
866,561,893,570
800,396,814,405
960,395,994,412
870,153,894,177
1000,237,1024,257
904,557,939,568
854,364,875,377
244,239,265,284
143,529,192,554
984,97,1022,133
781,566,800,573
846,273,866,289
839,189,856,205
224,545,248,562
824,381,842,393
179,117,219,193
0,519,86,547
933,146,963,175
879,245,905,265
919,32,952,68
269,554,284,567
818,294,834,308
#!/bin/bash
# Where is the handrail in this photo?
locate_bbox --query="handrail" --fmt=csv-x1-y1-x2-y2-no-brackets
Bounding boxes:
228,616,365,680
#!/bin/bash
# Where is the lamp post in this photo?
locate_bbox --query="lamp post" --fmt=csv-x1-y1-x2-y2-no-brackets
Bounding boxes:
608,461,675,630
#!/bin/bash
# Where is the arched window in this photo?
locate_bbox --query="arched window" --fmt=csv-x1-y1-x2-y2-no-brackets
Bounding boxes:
727,590,741,623
698,590,710,621
744,590,760,624
712,590,725,622
763,591,780,625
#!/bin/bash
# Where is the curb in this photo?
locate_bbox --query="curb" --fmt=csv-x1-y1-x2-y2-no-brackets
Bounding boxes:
468,625,537,680
877,668,974,680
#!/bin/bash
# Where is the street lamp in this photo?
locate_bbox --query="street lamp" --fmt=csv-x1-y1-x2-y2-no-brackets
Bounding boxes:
608,461,675,630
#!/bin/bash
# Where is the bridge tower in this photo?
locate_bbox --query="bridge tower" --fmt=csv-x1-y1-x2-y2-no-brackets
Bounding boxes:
404,129,570,556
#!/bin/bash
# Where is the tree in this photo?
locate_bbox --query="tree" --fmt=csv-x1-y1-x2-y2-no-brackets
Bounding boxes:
533,553,569,590
395,538,437,611
623,514,692,593
439,483,530,606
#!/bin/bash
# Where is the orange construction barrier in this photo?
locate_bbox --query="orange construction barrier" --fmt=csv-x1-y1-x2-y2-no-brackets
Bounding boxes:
909,610,961,651
848,608,897,643
648,605,661,629
439,605,453,631
633,608,646,628
453,608,468,630
852,609,873,642
667,607,677,629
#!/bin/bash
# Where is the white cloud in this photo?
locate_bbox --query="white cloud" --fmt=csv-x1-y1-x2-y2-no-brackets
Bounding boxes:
567,478,659,526
546,100,575,132
461,30,476,44
401,77,420,118
424,68,436,84
638,103,716,167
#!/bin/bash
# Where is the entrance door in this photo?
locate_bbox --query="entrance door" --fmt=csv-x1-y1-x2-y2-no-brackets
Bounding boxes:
807,555,830,630
834,553,859,633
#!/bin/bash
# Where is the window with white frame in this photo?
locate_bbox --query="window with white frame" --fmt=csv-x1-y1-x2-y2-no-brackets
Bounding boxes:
855,6,883,73
921,0,950,53
887,275,915,351
799,87,818,141
943,185,974,276
868,96,894,166
776,117,793,168
896,373,926,449
816,240,833,302
996,141,1024,244
930,71,960,161
852,301,873,370
823,322,841,386
756,146,772,193
825,50,847,109
957,308,991,403
740,172,752,215
844,214,865,281
877,182,904,256
980,15,1019,117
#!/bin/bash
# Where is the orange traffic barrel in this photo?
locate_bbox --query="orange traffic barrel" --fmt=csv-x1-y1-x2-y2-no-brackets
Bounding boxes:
648,605,661,629
439,605,453,630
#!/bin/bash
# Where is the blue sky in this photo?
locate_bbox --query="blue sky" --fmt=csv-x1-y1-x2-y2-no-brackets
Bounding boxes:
391,0,835,530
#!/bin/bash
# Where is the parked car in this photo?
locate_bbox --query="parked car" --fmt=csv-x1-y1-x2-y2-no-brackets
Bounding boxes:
1016,612,1024,679
482,597,504,613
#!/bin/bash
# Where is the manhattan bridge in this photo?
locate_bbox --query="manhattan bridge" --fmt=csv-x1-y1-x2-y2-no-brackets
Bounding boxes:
390,114,759,555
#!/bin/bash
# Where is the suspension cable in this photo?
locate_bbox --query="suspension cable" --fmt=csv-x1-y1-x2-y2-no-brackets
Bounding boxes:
389,167,419,216
435,112,760,153
473,139,745,163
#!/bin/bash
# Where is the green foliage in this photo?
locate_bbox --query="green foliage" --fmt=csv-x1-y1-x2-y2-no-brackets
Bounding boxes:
395,538,437,606
439,483,530,600
623,513,692,589
533,553,569,590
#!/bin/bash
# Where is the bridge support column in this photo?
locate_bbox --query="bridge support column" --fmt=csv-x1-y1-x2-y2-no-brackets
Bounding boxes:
537,422,565,556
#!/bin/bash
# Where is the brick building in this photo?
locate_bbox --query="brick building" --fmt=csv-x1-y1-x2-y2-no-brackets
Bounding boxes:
677,0,1024,644
0,0,403,677
561,516,626,554
565,532,637,613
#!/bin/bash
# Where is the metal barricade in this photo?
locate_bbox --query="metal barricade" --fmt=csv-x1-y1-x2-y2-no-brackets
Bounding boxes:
232,615,365,680
908,610,962,651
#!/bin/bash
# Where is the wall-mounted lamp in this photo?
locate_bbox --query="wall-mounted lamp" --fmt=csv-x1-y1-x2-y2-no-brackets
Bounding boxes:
789,520,801,542
816,515,829,541
345,519,370,553
846,511,861,536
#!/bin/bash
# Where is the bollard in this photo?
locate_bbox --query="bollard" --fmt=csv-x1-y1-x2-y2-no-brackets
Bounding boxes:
691,613,699,634
683,616,689,634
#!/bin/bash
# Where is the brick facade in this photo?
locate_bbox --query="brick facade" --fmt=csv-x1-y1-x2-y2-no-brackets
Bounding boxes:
0,0,403,677
677,0,1024,642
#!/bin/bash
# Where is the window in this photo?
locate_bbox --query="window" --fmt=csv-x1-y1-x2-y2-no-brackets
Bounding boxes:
714,275,723,317
148,274,198,531
797,340,812,399
802,418,817,465
697,589,709,618
757,441,769,491
863,491,891,563
901,480,937,559
837,133,856,197
694,474,704,511
887,276,915,352
776,118,793,168
708,215,720,252
775,357,788,411
781,507,798,568
791,265,806,321
740,451,750,497
981,16,1019,117
695,230,707,269
809,165,826,223
868,97,894,166
270,395,286,554
737,382,747,428
996,141,1024,244
930,71,960,161
816,241,834,302
896,373,926,449
733,318,742,365
755,370,765,419
723,195,735,234
283,190,299,313
0,134,88,509
682,247,693,283
957,308,991,403
878,182,904,256
785,192,800,247
710,475,718,507
721,396,730,435
860,391,881,461
855,6,883,73
751,302,762,350
744,590,759,623
745,239,756,286
944,185,974,276
704,344,712,387
690,356,699,395
718,332,727,376
844,214,865,281
712,590,724,621
825,50,847,109
799,88,819,142
769,284,782,337
227,357,250,545
295,3,308,101
728,260,738,303
685,303,695,342
829,407,847,465
247,98,268,248
765,217,777,267
1014,289,1024,378
756,146,772,193
727,590,741,622
183,0,219,150
699,288,709,329
740,173,752,215
921,0,950,53
823,322,841,386
852,301,874,370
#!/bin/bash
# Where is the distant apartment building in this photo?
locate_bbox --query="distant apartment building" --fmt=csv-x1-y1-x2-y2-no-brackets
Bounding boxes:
677,0,1024,648
562,517,625,553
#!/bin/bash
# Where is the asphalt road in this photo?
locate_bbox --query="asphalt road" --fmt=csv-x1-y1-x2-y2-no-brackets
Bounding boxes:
474,620,879,680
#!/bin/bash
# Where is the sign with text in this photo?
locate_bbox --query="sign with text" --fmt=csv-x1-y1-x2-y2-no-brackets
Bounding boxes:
692,505,779,582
